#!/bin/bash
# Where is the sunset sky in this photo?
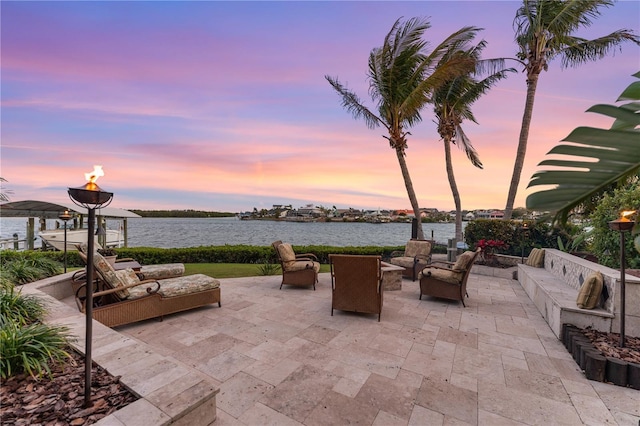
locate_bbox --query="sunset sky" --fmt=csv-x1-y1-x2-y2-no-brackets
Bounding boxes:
2,1,638,214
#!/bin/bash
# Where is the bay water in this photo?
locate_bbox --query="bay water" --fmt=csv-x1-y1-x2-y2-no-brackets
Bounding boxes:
0,217,464,248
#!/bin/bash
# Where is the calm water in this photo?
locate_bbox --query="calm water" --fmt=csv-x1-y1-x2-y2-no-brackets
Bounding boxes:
0,217,464,248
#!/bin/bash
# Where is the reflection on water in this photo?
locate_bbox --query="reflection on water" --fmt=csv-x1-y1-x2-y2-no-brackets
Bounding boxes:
1,217,465,248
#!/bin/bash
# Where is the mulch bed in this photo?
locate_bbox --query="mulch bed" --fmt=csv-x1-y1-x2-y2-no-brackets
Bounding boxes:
1,350,138,425
582,328,640,364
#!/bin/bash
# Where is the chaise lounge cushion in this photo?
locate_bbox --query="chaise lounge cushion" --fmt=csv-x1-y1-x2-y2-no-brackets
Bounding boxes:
121,271,220,300
94,252,130,298
139,263,185,280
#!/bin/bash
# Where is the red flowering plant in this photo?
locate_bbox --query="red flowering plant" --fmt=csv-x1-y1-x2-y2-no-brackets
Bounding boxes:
475,239,508,259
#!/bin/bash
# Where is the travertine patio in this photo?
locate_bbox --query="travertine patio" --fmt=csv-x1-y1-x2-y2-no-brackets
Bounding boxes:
112,270,639,425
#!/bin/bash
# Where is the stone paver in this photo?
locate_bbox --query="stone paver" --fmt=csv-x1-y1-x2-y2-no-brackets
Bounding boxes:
114,272,639,425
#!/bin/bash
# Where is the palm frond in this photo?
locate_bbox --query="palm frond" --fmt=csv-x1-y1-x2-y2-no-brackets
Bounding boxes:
454,125,483,169
325,75,381,130
560,31,640,67
526,73,640,222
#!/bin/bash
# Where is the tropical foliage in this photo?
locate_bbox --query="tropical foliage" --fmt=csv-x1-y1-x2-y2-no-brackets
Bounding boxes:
0,177,11,202
526,71,640,258
326,17,477,240
588,182,639,269
0,277,73,379
504,0,639,219
432,38,514,242
0,254,62,285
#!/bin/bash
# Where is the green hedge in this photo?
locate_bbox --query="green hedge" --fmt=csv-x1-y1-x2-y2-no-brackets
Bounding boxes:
0,242,452,265
2,245,416,265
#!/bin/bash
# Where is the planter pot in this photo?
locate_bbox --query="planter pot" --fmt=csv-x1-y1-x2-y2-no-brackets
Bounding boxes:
104,255,117,266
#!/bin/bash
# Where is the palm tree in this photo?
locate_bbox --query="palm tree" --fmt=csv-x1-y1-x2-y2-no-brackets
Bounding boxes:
433,43,515,242
0,177,11,202
503,0,640,220
326,17,476,239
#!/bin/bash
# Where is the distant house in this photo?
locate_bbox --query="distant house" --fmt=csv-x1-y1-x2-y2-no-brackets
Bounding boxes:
489,210,504,219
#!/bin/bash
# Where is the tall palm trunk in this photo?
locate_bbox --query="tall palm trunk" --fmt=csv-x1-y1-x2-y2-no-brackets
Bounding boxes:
443,136,463,241
504,71,541,219
395,148,424,240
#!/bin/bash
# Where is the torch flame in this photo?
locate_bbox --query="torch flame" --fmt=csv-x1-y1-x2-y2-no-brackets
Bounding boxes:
620,210,636,221
85,165,104,183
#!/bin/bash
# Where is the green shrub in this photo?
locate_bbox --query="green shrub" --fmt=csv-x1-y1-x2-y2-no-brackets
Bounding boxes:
0,252,64,285
1,259,42,285
463,219,565,256
0,321,73,379
113,244,406,265
589,182,640,268
0,285,45,327
257,262,280,276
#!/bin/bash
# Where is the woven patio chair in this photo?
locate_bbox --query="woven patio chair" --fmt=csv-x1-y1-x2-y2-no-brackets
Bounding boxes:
419,248,480,307
272,240,320,290
389,239,433,281
329,254,384,321
74,251,220,327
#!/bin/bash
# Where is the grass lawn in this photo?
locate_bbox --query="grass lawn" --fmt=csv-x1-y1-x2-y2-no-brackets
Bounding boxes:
184,263,330,278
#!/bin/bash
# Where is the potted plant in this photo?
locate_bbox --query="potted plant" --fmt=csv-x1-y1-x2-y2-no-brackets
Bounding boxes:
97,248,118,266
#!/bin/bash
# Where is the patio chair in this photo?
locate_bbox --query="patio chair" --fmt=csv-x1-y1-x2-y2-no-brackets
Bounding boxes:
418,248,480,307
272,241,320,290
329,254,384,321
74,251,221,327
389,239,433,281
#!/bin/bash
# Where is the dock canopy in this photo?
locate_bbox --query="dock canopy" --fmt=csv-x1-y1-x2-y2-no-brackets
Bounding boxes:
0,200,140,250
0,200,140,219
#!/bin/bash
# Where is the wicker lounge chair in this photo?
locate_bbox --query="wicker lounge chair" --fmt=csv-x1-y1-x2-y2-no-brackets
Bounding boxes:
272,240,320,290
74,243,185,282
329,254,384,321
389,239,433,281
74,251,221,327
419,248,480,307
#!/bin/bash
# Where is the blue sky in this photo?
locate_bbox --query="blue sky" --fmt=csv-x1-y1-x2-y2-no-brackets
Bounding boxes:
1,1,638,213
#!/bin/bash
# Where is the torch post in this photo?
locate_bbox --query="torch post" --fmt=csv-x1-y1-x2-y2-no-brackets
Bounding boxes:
608,210,636,348
58,210,73,273
68,166,113,408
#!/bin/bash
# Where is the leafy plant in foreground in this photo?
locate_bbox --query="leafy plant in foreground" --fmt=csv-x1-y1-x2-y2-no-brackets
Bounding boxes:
0,285,45,327
0,321,73,379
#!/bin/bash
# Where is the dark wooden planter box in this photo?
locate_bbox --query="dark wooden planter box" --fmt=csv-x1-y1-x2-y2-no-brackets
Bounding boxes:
562,323,638,390
628,362,640,390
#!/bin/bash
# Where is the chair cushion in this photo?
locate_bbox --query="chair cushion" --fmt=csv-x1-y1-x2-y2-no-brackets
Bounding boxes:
423,267,463,285
576,272,603,309
389,257,415,268
526,248,545,267
277,243,296,263
284,260,320,273
91,252,131,298
128,274,220,299
405,240,431,258
452,250,475,271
